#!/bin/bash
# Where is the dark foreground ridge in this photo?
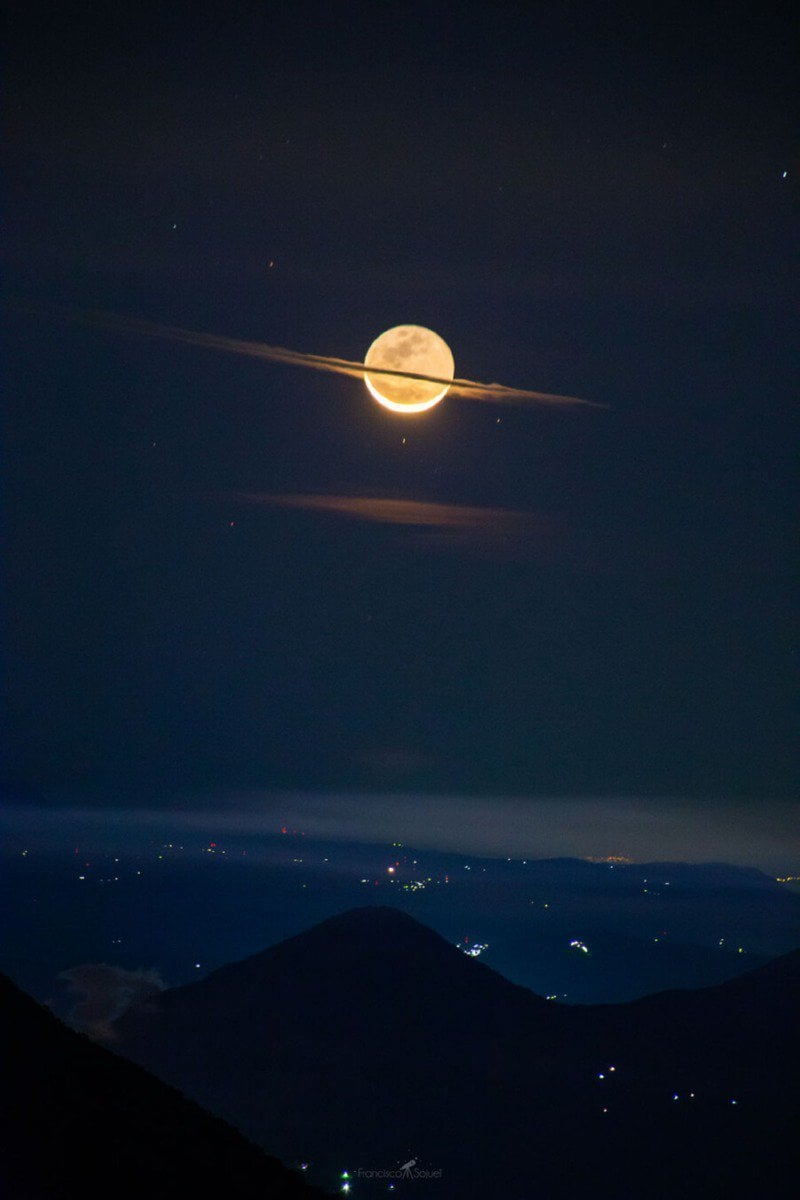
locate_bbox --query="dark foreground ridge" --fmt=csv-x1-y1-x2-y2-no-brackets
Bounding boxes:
0,973,327,1200
112,905,800,1199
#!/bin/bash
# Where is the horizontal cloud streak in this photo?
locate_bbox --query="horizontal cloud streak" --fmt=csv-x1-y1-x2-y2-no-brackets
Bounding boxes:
233,492,532,527
3,795,798,873
73,309,599,408
224,491,556,559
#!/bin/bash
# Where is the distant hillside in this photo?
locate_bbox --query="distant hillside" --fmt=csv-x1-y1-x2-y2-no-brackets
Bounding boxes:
0,974,327,1199
113,906,800,1198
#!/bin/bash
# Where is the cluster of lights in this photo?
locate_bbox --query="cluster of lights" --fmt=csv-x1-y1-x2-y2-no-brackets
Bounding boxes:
359,863,457,891
460,941,489,958
716,937,746,954
569,939,589,954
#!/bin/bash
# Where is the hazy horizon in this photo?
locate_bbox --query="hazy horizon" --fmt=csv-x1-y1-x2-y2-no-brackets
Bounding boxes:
3,792,797,874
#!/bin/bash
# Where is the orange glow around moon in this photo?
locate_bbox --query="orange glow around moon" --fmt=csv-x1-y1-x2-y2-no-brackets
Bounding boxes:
364,325,454,414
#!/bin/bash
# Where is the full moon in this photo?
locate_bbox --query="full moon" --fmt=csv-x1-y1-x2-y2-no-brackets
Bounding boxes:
364,325,455,414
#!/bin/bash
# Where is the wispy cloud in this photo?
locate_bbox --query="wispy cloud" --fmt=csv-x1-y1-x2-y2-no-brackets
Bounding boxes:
5,795,797,873
227,492,556,559
53,308,599,408
59,963,166,1041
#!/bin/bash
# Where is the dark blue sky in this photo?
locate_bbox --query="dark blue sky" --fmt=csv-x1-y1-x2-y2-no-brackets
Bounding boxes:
5,2,796,809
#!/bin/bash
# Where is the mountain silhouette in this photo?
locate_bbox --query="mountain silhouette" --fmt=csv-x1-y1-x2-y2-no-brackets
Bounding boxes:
113,906,798,1197
0,973,326,1199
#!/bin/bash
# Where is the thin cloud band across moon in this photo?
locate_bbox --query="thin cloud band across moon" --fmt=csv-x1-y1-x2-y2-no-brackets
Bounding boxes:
71,310,600,411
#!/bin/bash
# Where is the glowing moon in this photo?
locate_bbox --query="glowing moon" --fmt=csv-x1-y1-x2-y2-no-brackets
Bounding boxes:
364,325,454,414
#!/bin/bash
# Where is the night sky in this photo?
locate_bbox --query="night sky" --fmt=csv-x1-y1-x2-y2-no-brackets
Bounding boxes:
5,3,796,819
